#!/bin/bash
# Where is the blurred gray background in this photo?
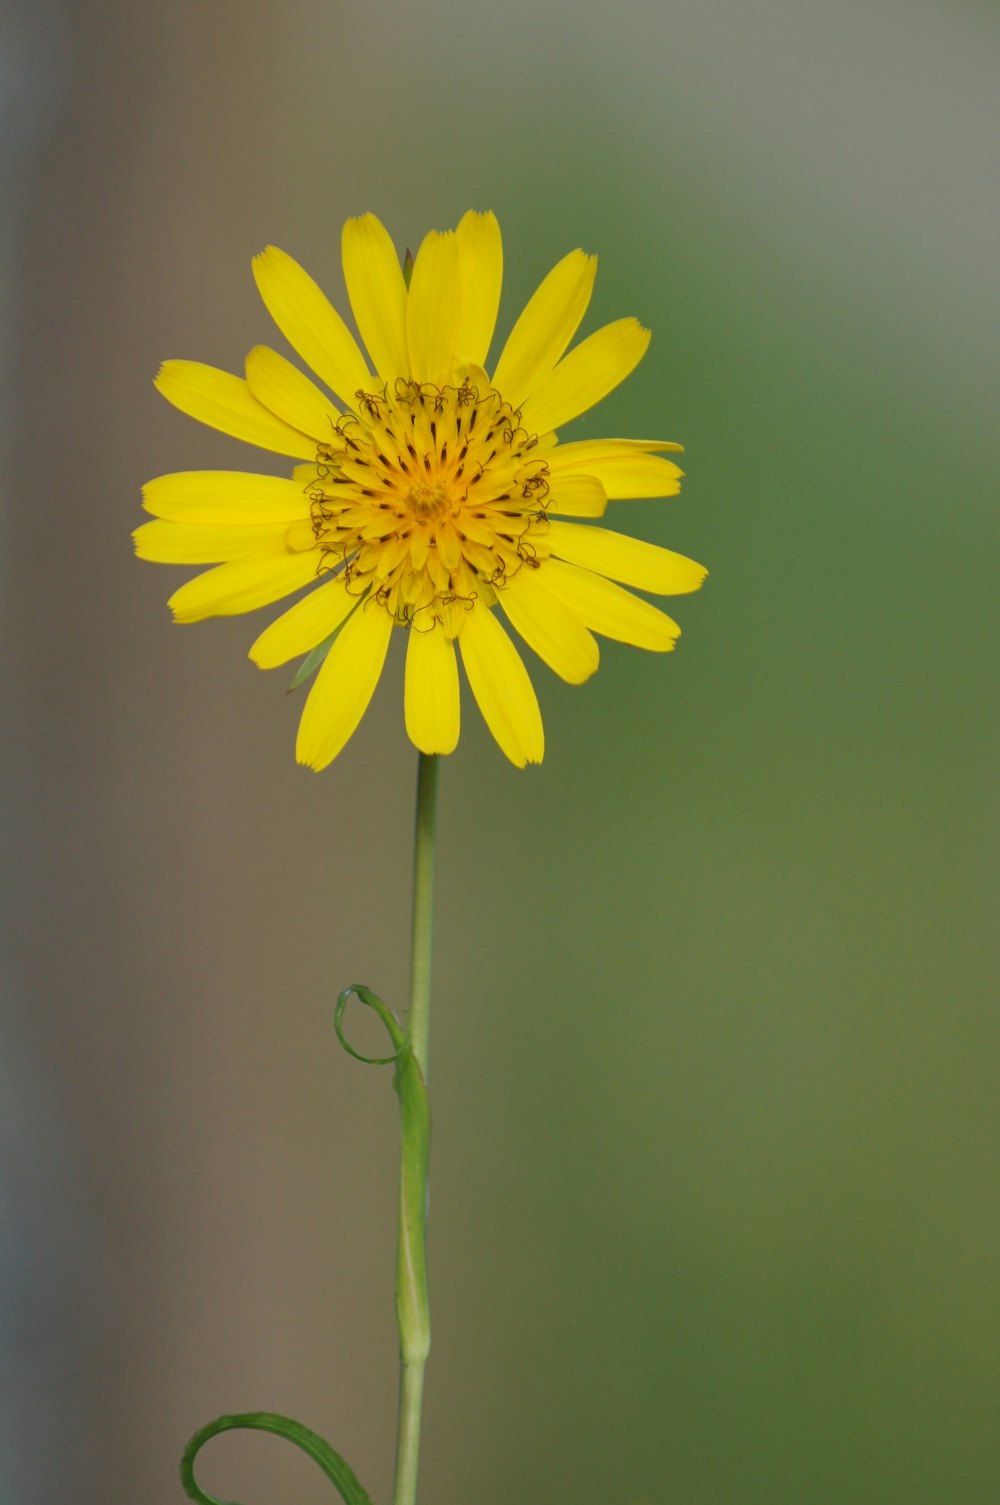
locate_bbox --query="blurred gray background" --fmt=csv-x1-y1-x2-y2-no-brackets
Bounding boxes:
2,1,998,1502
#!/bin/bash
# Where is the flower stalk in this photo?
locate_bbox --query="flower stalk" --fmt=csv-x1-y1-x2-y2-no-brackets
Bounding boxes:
392,752,438,1505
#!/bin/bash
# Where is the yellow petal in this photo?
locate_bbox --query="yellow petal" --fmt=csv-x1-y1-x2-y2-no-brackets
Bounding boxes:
547,521,708,595
284,518,319,551
134,518,291,563
244,346,341,441
295,599,394,770
491,249,596,410
520,319,651,435
342,213,409,382
499,569,599,684
550,437,682,460
154,361,317,459
404,626,460,755
252,246,371,408
455,211,503,368
168,551,319,624
458,603,544,767
545,474,607,517
548,440,684,499
142,471,311,522
249,575,359,667
406,229,461,383
541,559,680,651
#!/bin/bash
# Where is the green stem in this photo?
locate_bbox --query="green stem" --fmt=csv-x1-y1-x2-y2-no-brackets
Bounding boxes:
407,752,438,1076
392,752,439,1505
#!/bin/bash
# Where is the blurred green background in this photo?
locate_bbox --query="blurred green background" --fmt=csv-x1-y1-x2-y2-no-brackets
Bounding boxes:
3,1,998,1503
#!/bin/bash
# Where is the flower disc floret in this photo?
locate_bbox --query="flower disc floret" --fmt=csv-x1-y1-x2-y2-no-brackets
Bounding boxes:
309,375,552,634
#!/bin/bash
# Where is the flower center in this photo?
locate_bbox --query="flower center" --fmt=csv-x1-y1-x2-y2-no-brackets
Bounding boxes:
405,481,451,520
305,376,552,632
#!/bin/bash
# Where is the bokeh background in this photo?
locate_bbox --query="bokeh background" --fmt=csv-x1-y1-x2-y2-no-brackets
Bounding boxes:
3,1,998,1502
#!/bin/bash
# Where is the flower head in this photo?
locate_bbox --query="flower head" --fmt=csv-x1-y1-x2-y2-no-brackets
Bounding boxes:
137,212,706,768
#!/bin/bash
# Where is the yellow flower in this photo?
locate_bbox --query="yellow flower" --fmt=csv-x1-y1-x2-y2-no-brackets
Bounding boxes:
137,212,706,769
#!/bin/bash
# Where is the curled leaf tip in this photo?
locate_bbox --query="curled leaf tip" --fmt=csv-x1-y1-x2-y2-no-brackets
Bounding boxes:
335,984,406,1064
181,1411,376,1505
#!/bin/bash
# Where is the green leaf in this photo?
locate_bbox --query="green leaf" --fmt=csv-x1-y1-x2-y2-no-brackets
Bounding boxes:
335,984,406,1064
181,1412,377,1505
287,629,338,693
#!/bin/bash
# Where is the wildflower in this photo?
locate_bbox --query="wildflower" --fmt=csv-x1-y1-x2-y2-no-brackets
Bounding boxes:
137,213,706,768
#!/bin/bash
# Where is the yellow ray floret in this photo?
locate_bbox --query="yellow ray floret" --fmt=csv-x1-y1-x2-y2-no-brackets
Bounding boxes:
249,577,360,669
454,211,503,369
143,471,314,523
459,602,544,769
406,230,462,384
547,440,684,499
520,319,651,435
139,211,706,768
155,362,317,460
491,249,596,410
252,247,370,406
499,570,600,686
296,602,394,770
342,213,410,384
405,624,461,757
244,346,341,441
545,521,708,595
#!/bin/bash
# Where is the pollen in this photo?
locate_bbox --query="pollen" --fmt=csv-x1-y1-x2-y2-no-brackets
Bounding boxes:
305,376,552,631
